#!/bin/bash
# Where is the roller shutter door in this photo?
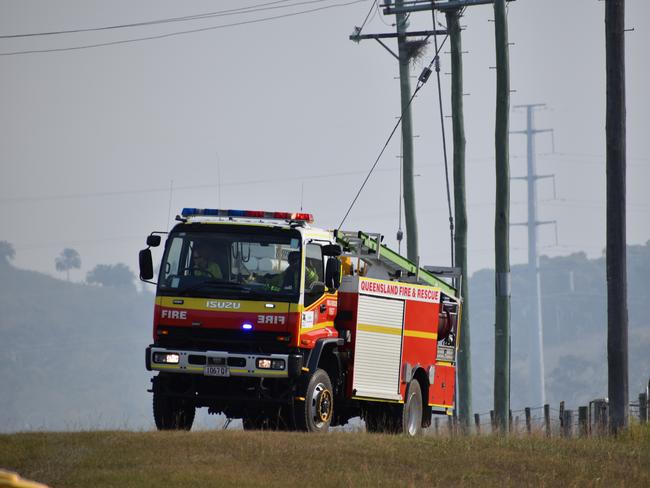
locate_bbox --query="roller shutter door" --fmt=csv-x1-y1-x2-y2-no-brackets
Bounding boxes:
352,294,404,400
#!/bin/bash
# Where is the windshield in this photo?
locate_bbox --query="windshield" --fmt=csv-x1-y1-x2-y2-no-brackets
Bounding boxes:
157,226,302,301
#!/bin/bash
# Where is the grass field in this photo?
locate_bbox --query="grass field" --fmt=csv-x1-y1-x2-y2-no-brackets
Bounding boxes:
1,425,649,487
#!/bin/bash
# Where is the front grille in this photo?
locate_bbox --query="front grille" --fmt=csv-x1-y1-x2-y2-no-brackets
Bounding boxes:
227,357,246,367
156,326,291,354
188,355,207,365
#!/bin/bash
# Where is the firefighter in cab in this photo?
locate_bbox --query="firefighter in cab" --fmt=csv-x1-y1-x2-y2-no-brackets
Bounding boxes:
192,241,223,279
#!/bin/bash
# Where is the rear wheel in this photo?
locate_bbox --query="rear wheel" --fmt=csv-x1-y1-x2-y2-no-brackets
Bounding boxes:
153,390,195,430
295,369,333,432
364,380,423,435
402,379,423,436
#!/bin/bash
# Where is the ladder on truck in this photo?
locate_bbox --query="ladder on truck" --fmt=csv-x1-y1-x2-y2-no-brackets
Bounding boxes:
333,230,460,299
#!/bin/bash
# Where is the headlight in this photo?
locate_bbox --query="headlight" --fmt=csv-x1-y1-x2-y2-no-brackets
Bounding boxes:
257,358,272,369
153,352,180,364
256,358,285,370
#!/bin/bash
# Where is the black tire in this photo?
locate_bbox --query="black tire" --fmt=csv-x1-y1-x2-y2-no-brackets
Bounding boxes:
402,379,423,436
153,390,195,431
295,369,333,432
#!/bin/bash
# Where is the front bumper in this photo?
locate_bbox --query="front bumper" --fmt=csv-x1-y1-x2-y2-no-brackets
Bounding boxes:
146,346,302,378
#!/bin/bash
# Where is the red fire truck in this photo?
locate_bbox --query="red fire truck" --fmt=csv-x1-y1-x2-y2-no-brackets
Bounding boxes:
139,208,460,434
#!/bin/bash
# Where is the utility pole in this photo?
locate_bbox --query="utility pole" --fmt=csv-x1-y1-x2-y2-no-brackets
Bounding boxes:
493,0,511,434
395,0,419,262
605,0,628,434
350,5,447,263
382,0,511,433
446,7,472,432
511,104,554,408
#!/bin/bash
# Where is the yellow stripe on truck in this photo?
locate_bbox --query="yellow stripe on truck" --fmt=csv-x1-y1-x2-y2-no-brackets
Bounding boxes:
357,323,402,336
158,296,290,313
404,330,438,340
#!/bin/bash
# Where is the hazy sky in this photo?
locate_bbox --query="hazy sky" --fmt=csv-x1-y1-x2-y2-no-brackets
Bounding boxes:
1,0,648,281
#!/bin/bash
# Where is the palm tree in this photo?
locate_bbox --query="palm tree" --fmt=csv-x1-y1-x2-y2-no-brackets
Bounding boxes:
0,240,15,266
55,248,81,281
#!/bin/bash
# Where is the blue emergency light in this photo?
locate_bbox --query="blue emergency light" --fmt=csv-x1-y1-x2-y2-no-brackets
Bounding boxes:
181,208,313,223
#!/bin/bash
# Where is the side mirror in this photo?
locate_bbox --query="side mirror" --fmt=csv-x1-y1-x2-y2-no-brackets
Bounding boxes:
139,248,154,281
307,281,326,296
322,244,342,257
325,258,341,291
146,235,161,247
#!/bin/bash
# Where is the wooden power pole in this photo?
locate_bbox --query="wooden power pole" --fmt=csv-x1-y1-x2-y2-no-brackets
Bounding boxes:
382,0,512,433
395,0,419,262
605,0,628,433
446,7,472,432
493,0,511,434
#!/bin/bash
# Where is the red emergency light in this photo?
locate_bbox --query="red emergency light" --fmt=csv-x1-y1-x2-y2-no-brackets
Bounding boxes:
181,208,314,223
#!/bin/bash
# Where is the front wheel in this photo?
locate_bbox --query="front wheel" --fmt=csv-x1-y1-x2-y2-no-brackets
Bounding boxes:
153,390,195,430
295,369,333,432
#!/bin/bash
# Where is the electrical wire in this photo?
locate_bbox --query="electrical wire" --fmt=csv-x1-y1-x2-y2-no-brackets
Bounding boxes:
0,166,405,205
431,2,457,267
376,1,395,27
0,0,332,38
338,34,449,230
356,0,378,35
0,0,367,56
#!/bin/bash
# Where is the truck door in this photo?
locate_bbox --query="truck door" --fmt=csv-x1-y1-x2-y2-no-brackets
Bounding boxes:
300,243,338,342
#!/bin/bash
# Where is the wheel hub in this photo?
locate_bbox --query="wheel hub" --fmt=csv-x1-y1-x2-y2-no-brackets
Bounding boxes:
312,384,333,424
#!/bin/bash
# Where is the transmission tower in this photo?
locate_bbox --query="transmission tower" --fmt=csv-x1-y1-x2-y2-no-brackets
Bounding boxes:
511,103,555,407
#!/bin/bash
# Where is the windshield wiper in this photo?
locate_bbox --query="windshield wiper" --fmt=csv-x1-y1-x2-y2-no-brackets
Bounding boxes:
178,280,251,296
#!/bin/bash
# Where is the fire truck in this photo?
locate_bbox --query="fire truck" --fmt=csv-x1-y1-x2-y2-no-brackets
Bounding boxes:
139,208,460,435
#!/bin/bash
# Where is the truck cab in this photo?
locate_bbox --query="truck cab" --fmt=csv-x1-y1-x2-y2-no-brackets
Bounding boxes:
140,208,343,431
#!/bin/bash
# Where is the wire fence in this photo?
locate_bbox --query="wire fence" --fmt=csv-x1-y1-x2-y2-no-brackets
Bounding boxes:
425,385,649,438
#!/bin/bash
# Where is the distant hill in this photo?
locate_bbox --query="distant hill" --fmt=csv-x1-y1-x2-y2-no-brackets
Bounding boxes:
469,241,650,413
0,263,156,432
1,242,649,432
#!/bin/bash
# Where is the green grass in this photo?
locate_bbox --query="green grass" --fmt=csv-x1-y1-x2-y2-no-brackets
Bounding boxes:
1,426,649,487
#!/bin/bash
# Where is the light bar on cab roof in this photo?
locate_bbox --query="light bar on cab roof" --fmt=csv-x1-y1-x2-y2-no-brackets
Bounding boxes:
181,208,314,223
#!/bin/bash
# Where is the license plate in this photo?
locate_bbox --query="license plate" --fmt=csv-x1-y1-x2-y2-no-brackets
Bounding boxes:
204,365,230,377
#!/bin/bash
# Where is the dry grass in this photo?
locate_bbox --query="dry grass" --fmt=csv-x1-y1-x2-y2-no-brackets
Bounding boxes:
1,425,649,487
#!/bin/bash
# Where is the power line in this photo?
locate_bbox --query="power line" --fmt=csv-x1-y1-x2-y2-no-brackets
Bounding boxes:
0,166,404,204
356,0,378,35
337,35,449,230
430,5,454,266
0,0,367,56
0,0,300,38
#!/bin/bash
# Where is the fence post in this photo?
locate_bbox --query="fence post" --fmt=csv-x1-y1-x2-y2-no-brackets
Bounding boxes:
544,404,551,436
525,407,532,434
591,399,609,436
559,401,565,430
509,409,513,433
562,409,573,437
448,415,454,437
474,413,481,434
490,410,496,433
639,393,648,424
578,406,588,437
